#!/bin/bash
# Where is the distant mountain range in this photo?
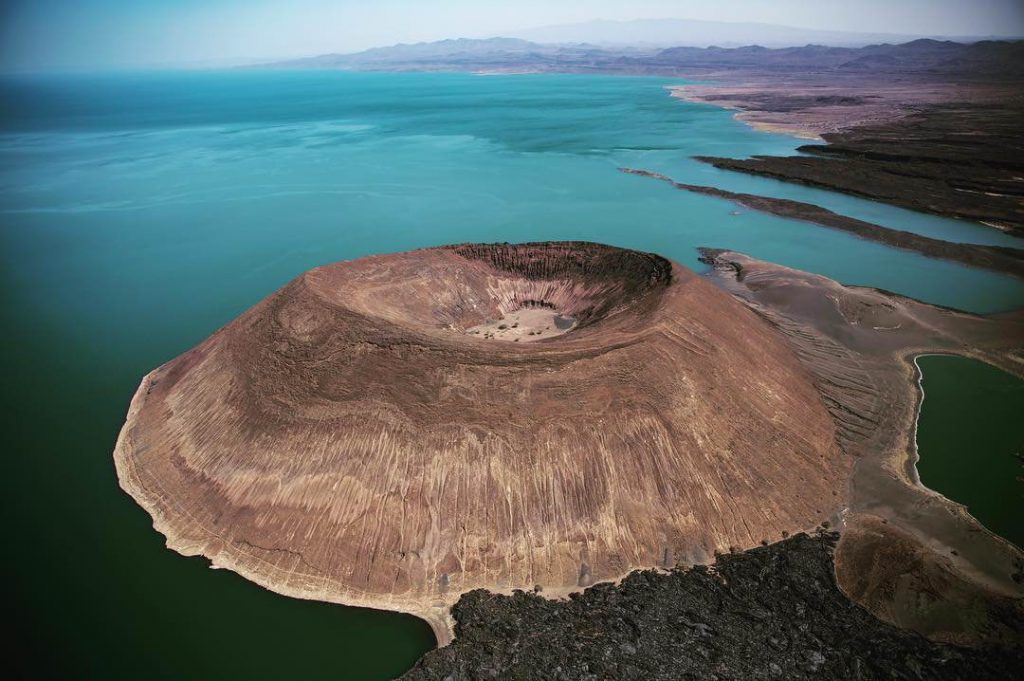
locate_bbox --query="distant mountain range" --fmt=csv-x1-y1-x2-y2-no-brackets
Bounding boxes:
260,37,641,72
279,38,572,69
259,37,1024,79
506,18,954,49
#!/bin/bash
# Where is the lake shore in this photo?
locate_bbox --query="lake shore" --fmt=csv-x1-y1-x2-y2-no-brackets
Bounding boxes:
620,167,1024,278
911,354,1024,548
403,531,1024,679
113,243,851,646
10,67,1024,678
700,248,1024,645
676,80,1024,236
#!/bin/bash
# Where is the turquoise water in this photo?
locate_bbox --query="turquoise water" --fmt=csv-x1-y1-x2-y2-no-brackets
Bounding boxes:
3,71,1023,315
2,70,1023,679
915,356,1024,548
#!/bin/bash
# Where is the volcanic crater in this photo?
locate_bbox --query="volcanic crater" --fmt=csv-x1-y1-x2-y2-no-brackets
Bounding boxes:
114,241,848,641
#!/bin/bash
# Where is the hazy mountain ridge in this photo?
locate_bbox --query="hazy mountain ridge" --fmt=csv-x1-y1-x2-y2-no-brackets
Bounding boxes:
260,37,1024,78
507,17,940,48
265,37,655,70
652,39,1024,73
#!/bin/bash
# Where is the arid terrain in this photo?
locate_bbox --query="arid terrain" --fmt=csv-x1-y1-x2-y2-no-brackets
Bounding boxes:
663,46,1024,236
114,242,849,643
693,103,1024,236
404,247,1024,678
403,532,1023,680
699,249,1024,645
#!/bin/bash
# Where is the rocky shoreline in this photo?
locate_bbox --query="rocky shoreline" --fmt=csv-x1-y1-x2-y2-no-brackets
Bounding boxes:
403,247,1024,678
697,249,1024,643
620,168,1024,278
403,532,1023,680
401,249,1024,678
694,103,1024,237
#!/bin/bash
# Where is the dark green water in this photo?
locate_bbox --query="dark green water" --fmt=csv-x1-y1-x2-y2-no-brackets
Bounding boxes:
4,296,435,677
915,355,1024,548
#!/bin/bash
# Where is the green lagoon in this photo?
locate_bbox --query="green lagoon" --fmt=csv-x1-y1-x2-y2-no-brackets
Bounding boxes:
3,71,1023,679
915,355,1024,548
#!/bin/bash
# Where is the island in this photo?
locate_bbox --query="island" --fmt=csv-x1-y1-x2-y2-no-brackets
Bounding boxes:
114,242,849,643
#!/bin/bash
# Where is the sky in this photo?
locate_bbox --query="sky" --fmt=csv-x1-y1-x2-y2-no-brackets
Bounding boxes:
2,0,1023,71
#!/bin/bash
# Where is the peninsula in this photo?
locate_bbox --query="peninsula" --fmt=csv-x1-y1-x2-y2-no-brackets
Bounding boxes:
619,168,1024,278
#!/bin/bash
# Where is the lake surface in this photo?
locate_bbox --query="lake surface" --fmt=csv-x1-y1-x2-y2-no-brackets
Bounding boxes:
3,71,1023,679
915,355,1024,548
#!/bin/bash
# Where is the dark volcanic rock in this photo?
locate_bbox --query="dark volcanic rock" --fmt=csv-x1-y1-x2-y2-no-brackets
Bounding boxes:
402,533,1023,680
697,104,1024,236
619,168,1024,278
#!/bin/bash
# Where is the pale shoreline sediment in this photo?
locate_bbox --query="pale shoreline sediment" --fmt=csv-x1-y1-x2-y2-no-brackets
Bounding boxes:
908,352,1022,551
701,249,1024,641
667,85,825,140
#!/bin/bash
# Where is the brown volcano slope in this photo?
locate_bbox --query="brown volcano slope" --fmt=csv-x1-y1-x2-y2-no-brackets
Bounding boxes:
699,248,1024,646
114,242,847,642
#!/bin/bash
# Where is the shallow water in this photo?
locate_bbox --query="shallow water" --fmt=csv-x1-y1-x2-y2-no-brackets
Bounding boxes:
554,314,576,330
2,70,1023,679
914,355,1024,548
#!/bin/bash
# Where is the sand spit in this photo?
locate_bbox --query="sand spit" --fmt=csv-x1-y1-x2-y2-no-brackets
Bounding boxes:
667,81,1014,141
114,242,849,644
620,167,1024,278
700,248,1024,645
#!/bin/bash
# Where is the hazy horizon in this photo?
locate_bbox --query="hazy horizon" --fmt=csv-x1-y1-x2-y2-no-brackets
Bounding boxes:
3,0,1024,72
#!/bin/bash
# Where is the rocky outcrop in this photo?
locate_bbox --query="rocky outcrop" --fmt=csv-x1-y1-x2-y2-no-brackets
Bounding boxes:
699,249,1024,647
696,104,1024,236
402,532,1024,680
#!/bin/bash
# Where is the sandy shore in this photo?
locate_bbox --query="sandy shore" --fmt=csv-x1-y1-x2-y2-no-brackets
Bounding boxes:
667,80,1015,140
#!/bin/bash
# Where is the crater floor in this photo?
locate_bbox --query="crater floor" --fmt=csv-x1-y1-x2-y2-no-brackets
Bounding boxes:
464,306,576,342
